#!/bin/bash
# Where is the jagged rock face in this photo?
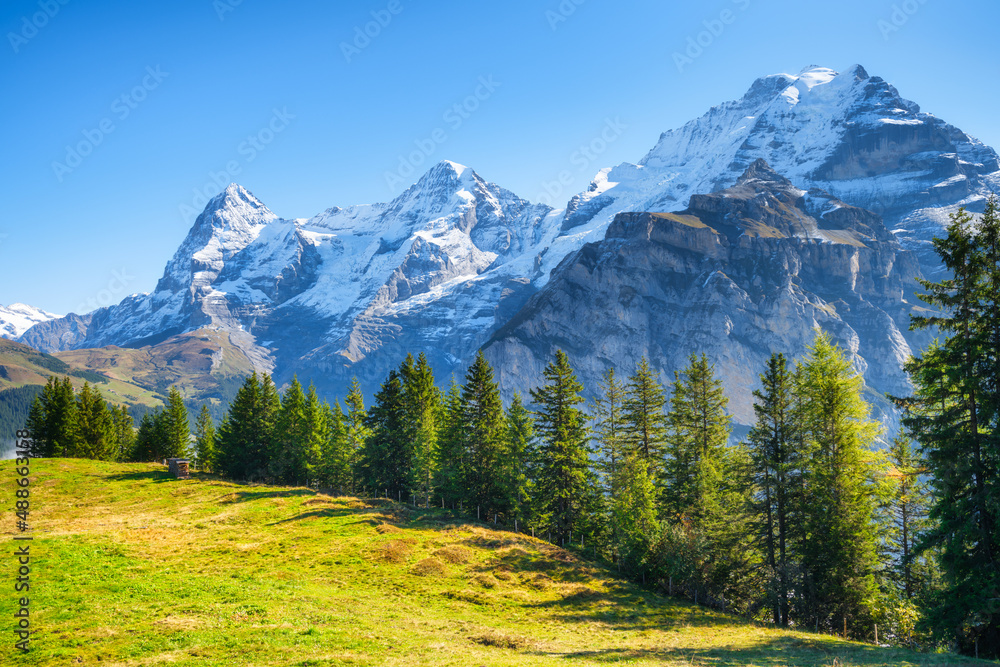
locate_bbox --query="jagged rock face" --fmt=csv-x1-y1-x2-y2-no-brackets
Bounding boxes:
558,65,1000,275
483,161,928,429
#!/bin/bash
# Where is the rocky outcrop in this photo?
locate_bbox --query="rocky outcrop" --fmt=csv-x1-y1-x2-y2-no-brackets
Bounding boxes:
483,161,929,430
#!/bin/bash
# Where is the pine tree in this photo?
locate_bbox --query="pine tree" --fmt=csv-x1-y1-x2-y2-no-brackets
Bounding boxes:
302,384,328,485
747,352,799,626
885,433,929,601
343,377,368,491
530,350,591,544
899,201,1000,655
623,357,669,475
216,372,279,480
163,386,191,459
357,370,409,498
401,353,440,507
795,331,883,636
662,354,731,521
274,377,311,484
593,368,627,559
611,451,659,574
320,400,351,492
505,392,535,529
108,404,135,462
194,405,216,472
461,351,509,519
436,376,466,508
74,382,112,460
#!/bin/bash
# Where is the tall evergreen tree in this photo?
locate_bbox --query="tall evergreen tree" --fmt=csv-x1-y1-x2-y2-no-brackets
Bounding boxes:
302,384,328,485
163,386,191,459
611,451,659,574
194,404,216,472
747,352,799,626
795,331,883,636
505,392,535,529
900,201,1000,655
530,350,591,544
662,353,731,521
623,357,669,475
401,353,440,507
109,404,136,462
461,351,510,519
273,377,311,484
320,400,352,492
25,376,77,457
357,370,409,498
343,377,368,491
436,376,466,508
593,368,627,558
74,382,112,460
216,372,279,480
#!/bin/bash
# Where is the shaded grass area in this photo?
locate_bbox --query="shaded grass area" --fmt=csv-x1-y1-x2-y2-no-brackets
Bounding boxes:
0,458,985,666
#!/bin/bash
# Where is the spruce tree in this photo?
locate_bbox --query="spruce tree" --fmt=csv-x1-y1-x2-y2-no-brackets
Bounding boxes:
436,376,466,507
194,405,216,472
611,451,658,575
74,382,112,460
216,372,279,480
899,201,1000,655
662,353,731,521
109,404,136,462
530,350,591,544
747,352,799,626
795,331,882,636
302,384,328,485
343,377,368,490
164,386,191,459
321,400,351,493
623,357,669,475
505,392,535,529
402,353,440,507
274,377,311,484
461,351,509,519
357,370,409,498
593,368,627,558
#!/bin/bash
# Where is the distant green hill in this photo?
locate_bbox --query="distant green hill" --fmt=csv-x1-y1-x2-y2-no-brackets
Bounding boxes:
2,458,983,666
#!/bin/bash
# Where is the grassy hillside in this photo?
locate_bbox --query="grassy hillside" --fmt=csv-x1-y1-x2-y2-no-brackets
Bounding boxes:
0,458,983,666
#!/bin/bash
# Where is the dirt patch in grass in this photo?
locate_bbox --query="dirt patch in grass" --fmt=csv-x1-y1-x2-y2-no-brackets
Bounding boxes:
377,539,414,563
376,523,402,534
434,545,472,564
412,557,447,577
471,630,532,650
472,573,498,589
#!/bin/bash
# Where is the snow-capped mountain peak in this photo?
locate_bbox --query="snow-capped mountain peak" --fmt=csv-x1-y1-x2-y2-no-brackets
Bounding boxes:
0,303,61,339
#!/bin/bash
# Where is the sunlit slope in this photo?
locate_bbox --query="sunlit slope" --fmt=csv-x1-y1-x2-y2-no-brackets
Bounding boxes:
1,458,984,666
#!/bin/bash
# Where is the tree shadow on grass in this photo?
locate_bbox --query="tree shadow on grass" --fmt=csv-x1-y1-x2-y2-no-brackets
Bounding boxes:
215,488,318,504
539,637,960,666
104,469,174,483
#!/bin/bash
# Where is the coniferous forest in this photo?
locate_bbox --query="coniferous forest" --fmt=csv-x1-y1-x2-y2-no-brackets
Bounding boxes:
23,201,1000,657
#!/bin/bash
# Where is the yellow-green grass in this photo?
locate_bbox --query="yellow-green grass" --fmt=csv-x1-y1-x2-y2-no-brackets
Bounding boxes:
0,458,984,666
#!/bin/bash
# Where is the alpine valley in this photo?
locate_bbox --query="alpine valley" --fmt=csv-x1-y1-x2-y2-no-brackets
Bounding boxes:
12,65,999,431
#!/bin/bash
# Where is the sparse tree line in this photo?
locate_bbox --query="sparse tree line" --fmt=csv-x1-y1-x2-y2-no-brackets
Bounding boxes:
21,200,1000,657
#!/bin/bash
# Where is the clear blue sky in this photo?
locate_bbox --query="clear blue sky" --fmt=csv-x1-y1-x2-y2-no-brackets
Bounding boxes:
3,0,998,315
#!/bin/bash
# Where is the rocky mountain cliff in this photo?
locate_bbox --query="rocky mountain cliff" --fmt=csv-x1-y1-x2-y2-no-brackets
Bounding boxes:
483,160,929,428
